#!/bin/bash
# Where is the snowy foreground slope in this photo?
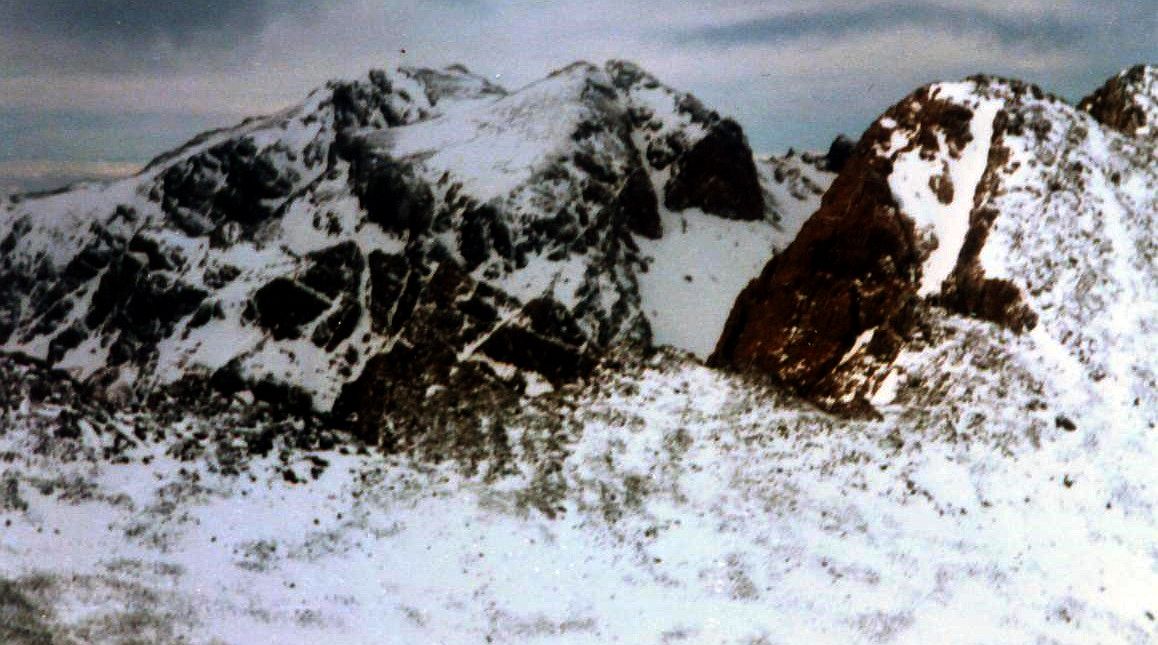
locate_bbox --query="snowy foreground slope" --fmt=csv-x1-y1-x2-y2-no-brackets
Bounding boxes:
0,64,1155,644
2,339,1156,644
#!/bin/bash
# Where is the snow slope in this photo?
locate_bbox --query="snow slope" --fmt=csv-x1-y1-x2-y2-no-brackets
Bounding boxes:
1,336,1155,643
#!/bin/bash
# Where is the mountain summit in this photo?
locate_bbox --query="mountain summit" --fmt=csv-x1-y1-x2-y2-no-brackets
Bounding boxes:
0,61,830,444
1079,63,1158,138
712,72,1155,419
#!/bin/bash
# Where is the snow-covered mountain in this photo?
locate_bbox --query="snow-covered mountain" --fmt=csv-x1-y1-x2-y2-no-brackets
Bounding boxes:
0,63,1154,644
713,73,1155,425
0,61,830,444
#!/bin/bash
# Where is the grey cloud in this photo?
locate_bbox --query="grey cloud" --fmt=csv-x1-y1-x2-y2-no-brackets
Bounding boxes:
681,3,1094,51
0,0,323,72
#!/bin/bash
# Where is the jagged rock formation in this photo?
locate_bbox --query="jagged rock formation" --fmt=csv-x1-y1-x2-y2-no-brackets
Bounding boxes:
713,70,1156,415
1079,64,1157,138
0,61,831,445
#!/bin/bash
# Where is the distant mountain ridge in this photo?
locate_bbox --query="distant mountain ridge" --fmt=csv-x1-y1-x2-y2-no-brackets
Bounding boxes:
0,60,830,445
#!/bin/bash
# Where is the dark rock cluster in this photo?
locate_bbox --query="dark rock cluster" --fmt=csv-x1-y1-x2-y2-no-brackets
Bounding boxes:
664,120,765,221
1078,64,1154,138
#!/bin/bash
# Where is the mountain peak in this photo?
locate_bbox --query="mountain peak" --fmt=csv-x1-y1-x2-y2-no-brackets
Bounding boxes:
713,73,1155,415
0,59,823,444
395,64,508,104
1079,64,1158,138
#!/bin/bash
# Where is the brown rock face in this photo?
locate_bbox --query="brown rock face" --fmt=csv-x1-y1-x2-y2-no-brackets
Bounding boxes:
708,124,920,412
664,119,764,220
1078,64,1152,137
710,82,1038,413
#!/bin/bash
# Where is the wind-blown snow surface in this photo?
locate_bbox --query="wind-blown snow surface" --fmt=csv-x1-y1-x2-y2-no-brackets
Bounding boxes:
2,337,1155,643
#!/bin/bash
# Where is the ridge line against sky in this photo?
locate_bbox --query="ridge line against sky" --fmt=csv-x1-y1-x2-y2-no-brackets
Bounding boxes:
1,0,1154,195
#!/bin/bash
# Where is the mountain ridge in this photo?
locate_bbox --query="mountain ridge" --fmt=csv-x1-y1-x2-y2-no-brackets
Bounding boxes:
0,60,831,444
712,68,1155,419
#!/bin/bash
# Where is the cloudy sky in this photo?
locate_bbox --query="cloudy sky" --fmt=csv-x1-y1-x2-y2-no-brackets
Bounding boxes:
1,0,1153,194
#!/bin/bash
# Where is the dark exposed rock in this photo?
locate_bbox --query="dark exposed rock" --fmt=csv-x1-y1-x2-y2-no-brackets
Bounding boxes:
825,135,855,172
104,275,207,366
203,264,241,289
156,137,300,239
329,76,407,130
311,300,362,351
664,119,764,221
128,233,182,272
572,151,618,184
710,87,993,412
187,302,223,330
46,324,87,364
480,327,588,384
616,166,661,239
302,242,365,299
523,297,588,347
348,153,435,234
367,251,419,334
646,132,685,170
250,378,315,416
459,204,513,270
1078,64,1153,138
676,94,718,126
606,59,650,90
928,167,955,204
86,254,145,329
248,278,331,340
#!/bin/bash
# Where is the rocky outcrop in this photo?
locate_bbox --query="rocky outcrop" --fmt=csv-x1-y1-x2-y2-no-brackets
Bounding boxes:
714,68,1155,415
664,119,765,220
711,78,1064,413
1079,64,1157,138
154,137,303,240
824,135,855,172
709,114,920,414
